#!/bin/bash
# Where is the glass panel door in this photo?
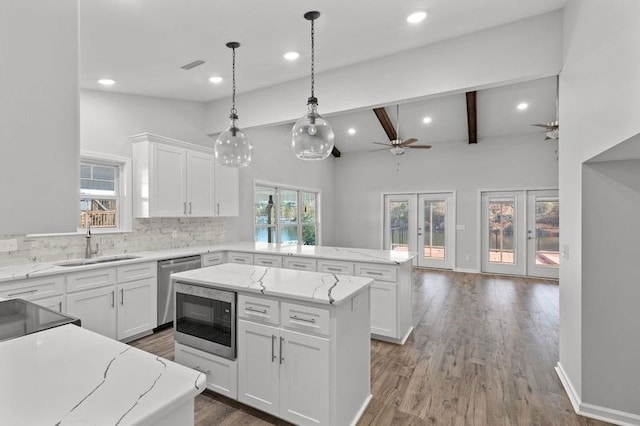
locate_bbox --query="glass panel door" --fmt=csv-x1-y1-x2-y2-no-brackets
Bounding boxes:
417,193,455,269
527,190,559,278
481,191,526,275
383,195,416,257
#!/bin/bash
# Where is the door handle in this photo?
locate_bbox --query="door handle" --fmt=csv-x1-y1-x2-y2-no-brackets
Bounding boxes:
120,288,124,305
271,335,277,362
279,336,285,364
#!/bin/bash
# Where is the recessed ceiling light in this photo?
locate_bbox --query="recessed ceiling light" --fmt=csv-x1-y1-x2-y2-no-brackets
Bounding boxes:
422,116,433,124
348,128,356,135
209,76,223,84
407,11,427,24
98,78,116,86
284,51,300,61
517,102,529,111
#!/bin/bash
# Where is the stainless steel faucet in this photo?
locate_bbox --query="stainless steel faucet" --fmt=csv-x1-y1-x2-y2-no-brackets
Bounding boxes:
85,219,99,259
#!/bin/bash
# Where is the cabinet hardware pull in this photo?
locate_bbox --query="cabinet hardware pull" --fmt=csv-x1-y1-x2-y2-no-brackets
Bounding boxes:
189,202,192,214
194,366,211,375
271,335,277,362
292,263,306,268
290,315,316,324
279,336,285,364
58,301,62,312
120,289,124,305
326,267,341,272
7,289,38,297
260,260,272,265
217,203,220,215
183,201,187,215
111,290,115,308
366,271,383,276
246,306,267,314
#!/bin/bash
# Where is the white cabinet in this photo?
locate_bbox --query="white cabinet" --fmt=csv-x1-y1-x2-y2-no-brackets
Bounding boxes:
227,252,254,265
253,254,283,268
67,285,117,339
283,257,316,271
32,295,65,313
201,252,225,267
369,281,397,337
214,162,239,216
116,277,156,341
131,133,216,218
175,341,238,399
0,275,64,302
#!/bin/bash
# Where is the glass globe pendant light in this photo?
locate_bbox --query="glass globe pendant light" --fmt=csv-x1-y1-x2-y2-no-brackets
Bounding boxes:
215,42,253,167
290,11,335,161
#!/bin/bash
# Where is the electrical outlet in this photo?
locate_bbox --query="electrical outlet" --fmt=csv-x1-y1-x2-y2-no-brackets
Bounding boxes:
0,239,18,252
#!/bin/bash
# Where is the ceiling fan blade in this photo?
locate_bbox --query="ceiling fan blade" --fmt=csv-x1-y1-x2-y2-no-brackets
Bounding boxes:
372,142,392,146
400,138,418,146
407,145,432,149
531,123,559,129
369,148,390,152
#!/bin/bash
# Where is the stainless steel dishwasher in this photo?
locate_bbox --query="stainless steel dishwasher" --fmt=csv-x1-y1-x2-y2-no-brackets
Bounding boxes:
156,255,201,329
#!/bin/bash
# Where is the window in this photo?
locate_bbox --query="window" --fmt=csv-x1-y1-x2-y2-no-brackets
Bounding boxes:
254,183,320,245
79,152,131,232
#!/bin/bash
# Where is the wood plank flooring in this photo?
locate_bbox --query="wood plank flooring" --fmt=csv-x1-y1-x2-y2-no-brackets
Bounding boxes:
130,269,610,425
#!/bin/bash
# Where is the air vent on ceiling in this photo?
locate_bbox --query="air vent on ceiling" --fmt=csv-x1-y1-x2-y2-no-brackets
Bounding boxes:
181,60,205,70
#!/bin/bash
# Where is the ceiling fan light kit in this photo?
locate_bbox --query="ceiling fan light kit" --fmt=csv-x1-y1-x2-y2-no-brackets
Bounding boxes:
215,42,253,167
290,11,336,161
371,105,432,155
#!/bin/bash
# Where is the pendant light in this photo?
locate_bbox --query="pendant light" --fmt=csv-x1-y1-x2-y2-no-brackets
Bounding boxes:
290,11,335,161
215,42,253,167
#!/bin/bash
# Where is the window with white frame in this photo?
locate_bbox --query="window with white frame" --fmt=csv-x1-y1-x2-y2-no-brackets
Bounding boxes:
79,153,131,232
254,184,320,245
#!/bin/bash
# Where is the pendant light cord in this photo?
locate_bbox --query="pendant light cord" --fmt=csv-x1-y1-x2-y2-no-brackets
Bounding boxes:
231,46,237,115
310,18,315,100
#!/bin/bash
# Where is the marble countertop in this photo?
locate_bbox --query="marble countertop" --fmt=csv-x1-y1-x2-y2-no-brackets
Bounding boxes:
173,262,373,306
0,242,415,283
0,324,205,425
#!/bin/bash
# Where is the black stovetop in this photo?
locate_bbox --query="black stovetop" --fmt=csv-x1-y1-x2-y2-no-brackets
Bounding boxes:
0,298,80,342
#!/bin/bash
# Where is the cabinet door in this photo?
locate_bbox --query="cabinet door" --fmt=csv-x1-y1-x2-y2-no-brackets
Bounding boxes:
237,319,280,416
32,295,65,313
117,278,156,341
66,287,116,339
186,150,215,217
279,329,330,426
370,281,397,337
152,143,187,217
214,162,239,216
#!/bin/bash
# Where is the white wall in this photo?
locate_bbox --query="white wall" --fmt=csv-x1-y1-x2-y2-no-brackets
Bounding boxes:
0,1,79,234
229,123,336,246
205,12,562,133
333,134,558,269
559,0,640,420
80,89,210,157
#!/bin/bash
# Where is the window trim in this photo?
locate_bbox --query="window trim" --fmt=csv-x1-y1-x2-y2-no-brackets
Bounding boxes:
253,180,321,246
79,151,132,234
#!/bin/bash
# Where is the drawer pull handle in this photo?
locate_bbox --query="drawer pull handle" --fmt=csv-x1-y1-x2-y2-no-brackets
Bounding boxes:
280,336,285,364
259,260,273,265
326,267,341,272
7,289,38,297
58,301,62,312
366,271,383,276
246,306,268,314
290,315,316,324
291,263,306,268
271,335,277,362
193,366,211,375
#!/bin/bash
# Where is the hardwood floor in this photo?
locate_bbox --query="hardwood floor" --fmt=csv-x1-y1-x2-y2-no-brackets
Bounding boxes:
131,269,610,425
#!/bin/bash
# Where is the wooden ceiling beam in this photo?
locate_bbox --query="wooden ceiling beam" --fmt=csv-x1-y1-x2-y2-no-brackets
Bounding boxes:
466,91,478,144
373,107,397,141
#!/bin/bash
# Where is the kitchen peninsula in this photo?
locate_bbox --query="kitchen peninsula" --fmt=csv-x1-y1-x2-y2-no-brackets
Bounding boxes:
172,263,373,426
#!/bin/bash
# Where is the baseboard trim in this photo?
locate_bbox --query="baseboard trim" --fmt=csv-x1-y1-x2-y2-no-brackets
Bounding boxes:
453,267,479,273
350,394,372,426
556,362,640,426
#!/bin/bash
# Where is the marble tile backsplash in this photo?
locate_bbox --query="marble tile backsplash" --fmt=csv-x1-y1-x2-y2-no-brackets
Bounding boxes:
0,217,228,267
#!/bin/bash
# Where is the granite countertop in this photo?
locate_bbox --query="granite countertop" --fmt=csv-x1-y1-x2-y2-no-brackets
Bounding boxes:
0,324,206,425
0,242,416,283
173,262,373,306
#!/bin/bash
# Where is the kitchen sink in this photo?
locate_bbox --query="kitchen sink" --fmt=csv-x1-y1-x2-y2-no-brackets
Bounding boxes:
55,255,141,267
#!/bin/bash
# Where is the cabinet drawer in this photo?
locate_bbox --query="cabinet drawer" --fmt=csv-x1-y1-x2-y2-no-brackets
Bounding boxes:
281,302,329,336
0,275,64,301
283,257,317,271
175,342,238,399
227,252,254,265
202,252,225,267
317,260,354,275
355,263,397,282
117,262,156,283
31,295,66,313
66,268,116,293
254,254,282,268
238,294,279,325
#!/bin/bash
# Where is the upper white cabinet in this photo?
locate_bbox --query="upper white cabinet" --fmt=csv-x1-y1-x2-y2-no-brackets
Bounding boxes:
131,133,238,218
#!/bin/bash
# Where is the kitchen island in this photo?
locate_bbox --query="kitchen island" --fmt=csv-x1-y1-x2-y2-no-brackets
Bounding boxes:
172,263,373,426
0,324,206,426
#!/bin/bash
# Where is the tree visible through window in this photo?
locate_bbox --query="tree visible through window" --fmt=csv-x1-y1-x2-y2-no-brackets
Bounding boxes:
80,162,118,229
254,185,319,245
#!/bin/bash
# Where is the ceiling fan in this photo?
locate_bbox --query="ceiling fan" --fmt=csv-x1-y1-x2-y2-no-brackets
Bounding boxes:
371,105,432,155
531,76,559,140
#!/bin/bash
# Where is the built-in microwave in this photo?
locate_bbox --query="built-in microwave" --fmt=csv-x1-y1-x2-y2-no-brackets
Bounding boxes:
174,282,236,360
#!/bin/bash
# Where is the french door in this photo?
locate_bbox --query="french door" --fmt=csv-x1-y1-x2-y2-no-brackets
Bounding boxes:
481,190,559,278
383,192,455,269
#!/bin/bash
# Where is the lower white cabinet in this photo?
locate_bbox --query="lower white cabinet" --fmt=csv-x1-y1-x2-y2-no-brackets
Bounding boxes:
116,278,156,341
175,342,237,399
67,286,117,339
32,295,65,313
237,319,330,425
369,281,397,338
